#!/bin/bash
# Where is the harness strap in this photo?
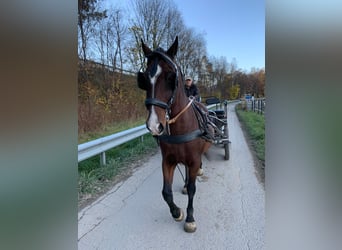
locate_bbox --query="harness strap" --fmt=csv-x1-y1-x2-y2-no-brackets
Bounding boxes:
157,129,203,144
167,98,194,124
191,102,215,143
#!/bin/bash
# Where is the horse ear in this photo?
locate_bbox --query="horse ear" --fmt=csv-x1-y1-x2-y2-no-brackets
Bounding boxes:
166,36,178,59
141,39,152,57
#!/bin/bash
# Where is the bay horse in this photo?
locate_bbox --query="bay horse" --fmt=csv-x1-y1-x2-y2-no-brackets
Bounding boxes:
137,36,212,233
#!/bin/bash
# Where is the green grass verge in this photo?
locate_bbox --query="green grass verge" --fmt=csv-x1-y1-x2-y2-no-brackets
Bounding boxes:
236,104,265,162
78,133,158,206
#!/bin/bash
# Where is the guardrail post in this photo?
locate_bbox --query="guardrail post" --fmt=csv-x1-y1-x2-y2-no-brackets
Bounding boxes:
100,152,106,166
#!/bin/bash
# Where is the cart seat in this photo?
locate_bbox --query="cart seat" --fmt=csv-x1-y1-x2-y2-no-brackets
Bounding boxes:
214,110,225,119
208,110,216,116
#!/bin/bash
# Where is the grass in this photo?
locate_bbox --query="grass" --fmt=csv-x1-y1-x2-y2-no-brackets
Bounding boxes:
236,104,265,163
78,133,158,208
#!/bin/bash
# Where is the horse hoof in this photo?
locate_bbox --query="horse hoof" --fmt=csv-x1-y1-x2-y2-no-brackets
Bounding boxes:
197,168,204,176
174,209,184,222
182,187,187,194
184,222,197,233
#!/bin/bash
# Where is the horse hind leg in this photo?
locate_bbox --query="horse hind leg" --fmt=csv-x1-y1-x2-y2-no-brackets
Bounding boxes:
182,163,203,195
162,163,184,221
197,162,203,176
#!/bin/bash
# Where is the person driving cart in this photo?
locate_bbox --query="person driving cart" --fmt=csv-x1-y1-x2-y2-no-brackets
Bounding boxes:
184,76,200,102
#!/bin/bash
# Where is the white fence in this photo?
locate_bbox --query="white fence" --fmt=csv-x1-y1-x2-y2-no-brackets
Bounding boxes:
246,98,265,114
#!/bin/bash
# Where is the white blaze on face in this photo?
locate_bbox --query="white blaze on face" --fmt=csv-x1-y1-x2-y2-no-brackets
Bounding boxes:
147,65,163,135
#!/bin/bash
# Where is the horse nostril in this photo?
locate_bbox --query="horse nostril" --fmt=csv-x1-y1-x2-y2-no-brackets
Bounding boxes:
158,123,164,134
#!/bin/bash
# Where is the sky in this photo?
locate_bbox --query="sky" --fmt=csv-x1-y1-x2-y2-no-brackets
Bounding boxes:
172,0,265,72
105,0,265,72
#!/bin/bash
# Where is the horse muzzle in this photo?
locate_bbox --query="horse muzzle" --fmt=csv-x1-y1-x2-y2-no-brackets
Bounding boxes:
146,120,165,136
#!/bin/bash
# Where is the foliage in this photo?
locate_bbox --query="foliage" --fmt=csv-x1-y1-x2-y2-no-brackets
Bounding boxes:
229,84,240,100
78,0,107,21
78,60,147,138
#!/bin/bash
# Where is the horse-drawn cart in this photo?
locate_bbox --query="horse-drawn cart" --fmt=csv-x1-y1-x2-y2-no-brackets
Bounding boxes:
205,97,230,160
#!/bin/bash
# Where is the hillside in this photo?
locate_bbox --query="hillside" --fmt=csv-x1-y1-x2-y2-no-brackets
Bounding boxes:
78,60,147,142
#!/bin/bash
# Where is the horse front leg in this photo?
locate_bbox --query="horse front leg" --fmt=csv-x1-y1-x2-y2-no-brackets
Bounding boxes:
182,166,189,194
162,161,184,222
184,165,198,233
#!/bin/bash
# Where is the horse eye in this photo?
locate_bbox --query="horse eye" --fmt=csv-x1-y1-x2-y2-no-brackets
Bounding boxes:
166,72,176,90
137,72,149,90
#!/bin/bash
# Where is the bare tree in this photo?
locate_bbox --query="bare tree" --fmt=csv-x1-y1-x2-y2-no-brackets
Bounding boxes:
177,28,207,80
127,0,183,71
163,3,184,48
215,56,228,84
130,0,169,47
91,5,128,72
111,9,126,71
93,19,106,65
78,0,107,61
209,56,229,98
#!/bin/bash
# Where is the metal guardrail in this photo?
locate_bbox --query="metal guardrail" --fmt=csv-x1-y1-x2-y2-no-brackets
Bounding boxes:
78,100,239,165
78,125,148,165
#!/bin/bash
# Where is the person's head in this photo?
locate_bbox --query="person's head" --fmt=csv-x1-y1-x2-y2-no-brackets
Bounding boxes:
185,76,192,87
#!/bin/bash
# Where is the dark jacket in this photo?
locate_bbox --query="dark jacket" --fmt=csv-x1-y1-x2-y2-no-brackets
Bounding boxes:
184,84,200,101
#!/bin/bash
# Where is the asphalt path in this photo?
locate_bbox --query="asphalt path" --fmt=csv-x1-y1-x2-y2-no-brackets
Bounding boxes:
78,102,265,250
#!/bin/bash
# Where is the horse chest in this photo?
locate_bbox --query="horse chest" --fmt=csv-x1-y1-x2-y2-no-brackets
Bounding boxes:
160,141,202,164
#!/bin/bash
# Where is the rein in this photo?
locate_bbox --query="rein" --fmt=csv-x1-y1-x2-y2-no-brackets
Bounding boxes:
167,97,194,125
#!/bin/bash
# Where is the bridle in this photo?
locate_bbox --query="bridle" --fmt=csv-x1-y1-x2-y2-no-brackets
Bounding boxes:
144,49,179,113
144,49,193,129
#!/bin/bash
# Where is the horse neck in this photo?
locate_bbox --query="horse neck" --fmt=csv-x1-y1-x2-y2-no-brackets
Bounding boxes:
172,81,188,113
169,77,198,133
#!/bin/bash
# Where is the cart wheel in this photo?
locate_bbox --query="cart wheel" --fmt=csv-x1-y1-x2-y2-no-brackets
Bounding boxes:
224,143,229,160
223,123,229,160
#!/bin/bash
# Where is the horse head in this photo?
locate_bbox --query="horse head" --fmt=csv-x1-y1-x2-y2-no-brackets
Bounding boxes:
137,36,180,136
